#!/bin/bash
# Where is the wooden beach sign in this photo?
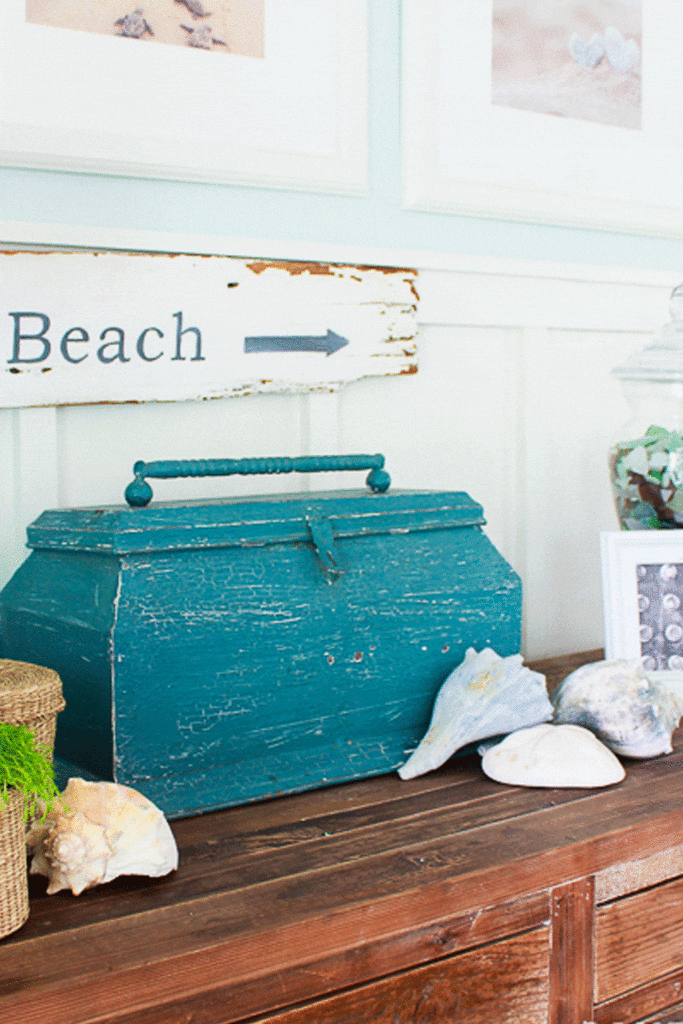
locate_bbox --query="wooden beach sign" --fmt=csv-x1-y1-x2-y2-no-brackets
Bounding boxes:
0,251,418,408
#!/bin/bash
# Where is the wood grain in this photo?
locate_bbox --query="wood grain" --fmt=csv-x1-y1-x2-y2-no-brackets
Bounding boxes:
596,875,683,1003
248,928,550,1024
594,977,683,1024
5,651,683,1024
7,749,683,995
596,842,683,903
15,765,577,941
549,877,594,1024
15,893,548,1024
633,1002,683,1024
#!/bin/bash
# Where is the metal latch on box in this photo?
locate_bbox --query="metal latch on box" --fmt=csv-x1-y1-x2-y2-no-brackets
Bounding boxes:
305,515,345,582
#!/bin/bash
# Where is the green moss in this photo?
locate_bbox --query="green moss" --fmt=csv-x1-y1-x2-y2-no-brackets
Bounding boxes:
0,723,60,820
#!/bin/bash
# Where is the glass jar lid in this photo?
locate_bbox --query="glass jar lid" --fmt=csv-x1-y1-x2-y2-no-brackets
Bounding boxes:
613,284,683,382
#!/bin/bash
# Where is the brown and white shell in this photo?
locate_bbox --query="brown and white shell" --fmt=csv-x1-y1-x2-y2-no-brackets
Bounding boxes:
27,778,178,895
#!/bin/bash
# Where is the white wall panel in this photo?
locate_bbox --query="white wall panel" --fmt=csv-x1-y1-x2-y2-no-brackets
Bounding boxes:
418,267,678,331
14,406,59,562
53,391,307,510
518,328,645,657
339,325,522,564
0,409,18,588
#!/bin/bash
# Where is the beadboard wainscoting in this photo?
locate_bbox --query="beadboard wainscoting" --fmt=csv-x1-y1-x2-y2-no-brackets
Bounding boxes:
1,248,680,659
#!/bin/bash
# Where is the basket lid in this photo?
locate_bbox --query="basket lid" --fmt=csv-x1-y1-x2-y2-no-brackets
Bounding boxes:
0,660,65,724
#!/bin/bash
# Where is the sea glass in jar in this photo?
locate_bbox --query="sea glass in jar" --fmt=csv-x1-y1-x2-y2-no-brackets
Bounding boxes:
610,284,683,529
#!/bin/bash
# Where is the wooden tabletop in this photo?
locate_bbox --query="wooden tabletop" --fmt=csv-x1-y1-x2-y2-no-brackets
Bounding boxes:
4,649,683,1024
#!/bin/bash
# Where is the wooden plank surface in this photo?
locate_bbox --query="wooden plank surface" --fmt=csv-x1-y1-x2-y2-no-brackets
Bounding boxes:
596,842,683,903
0,254,418,407
7,648,683,1024
633,1002,683,1024
21,893,548,1024
596,875,683,1003
549,877,594,1024
594,975,683,1024
9,748,677,985
248,928,550,1024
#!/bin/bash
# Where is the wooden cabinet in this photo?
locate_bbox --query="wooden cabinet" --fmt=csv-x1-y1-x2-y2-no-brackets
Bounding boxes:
4,651,683,1024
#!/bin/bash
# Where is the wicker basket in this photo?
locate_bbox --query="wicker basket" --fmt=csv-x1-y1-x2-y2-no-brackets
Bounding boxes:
0,788,28,939
0,660,65,758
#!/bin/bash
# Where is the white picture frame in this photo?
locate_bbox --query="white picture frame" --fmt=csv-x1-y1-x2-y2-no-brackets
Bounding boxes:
0,0,368,195
402,1,683,237
601,530,683,687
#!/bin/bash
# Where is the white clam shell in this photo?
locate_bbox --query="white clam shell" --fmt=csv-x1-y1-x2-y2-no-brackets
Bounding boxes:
398,647,553,780
552,659,683,759
480,723,626,789
27,778,178,895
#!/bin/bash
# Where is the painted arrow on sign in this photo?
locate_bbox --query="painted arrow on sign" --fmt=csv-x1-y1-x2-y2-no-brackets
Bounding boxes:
244,329,349,356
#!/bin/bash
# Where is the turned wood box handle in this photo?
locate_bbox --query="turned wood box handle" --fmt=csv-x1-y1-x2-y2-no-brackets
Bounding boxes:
124,454,391,507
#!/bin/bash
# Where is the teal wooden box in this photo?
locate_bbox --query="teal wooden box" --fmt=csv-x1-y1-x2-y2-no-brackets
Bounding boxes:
0,455,521,818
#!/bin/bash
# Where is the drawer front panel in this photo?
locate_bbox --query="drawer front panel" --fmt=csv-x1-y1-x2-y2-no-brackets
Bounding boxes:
597,875,683,1003
252,928,549,1024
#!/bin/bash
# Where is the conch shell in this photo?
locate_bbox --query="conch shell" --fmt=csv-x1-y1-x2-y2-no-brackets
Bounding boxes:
480,723,626,789
27,778,178,895
552,658,683,759
398,647,553,780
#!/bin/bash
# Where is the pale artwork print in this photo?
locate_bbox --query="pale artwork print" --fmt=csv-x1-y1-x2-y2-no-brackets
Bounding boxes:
492,0,642,129
25,0,264,57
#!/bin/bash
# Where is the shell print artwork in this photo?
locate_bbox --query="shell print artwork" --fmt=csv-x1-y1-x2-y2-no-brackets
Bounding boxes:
397,647,553,780
552,658,683,759
27,778,178,895
480,723,626,789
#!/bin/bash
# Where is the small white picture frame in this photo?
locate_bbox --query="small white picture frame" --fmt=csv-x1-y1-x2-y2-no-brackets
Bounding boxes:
601,530,683,687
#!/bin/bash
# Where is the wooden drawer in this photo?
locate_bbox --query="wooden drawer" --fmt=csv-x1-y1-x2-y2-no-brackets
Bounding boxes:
596,875,683,1004
252,928,549,1024
633,1001,683,1024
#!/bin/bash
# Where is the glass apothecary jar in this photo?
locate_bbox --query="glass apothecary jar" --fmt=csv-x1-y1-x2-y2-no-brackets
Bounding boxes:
610,284,683,529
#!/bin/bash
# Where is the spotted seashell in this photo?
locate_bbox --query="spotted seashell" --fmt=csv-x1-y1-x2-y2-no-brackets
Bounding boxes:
552,659,683,759
397,647,553,780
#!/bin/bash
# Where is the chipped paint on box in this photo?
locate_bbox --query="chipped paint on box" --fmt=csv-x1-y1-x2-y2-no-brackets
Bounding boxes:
0,487,521,818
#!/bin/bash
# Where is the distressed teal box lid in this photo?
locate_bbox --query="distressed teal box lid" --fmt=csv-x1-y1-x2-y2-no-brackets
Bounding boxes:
26,489,486,556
